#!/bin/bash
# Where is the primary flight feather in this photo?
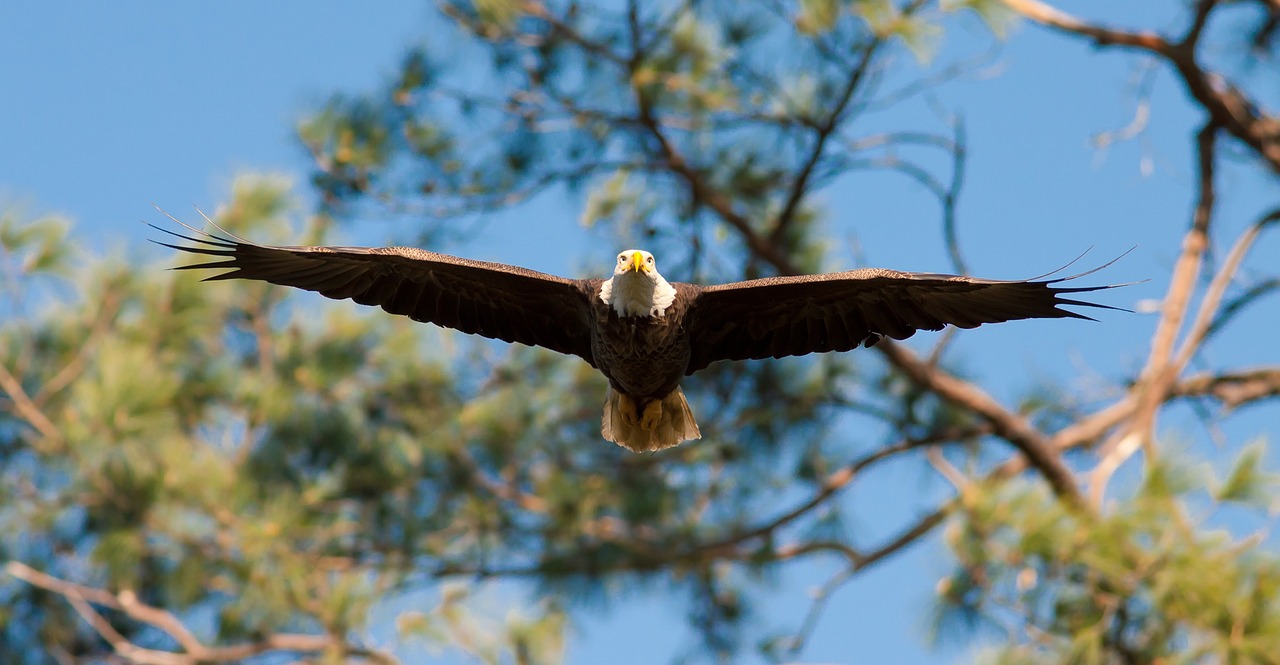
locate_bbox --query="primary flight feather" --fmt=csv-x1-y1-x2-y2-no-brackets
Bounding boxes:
154,219,1124,452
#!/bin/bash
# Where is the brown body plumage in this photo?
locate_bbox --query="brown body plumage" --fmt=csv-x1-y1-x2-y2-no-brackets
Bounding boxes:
590,282,701,451
590,284,693,400
154,217,1125,452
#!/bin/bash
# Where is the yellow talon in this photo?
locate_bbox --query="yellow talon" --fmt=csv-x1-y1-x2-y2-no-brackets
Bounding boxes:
618,393,640,427
640,399,663,431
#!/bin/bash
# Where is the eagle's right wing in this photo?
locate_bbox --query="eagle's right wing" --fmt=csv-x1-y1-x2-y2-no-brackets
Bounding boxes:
154,221,602,366
681,262,1127,374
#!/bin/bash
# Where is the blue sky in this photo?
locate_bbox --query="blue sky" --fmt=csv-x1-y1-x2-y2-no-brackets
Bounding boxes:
2,2,1277,664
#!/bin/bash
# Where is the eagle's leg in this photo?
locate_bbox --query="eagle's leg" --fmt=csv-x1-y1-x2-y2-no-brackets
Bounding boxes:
617,393,640,427
640,399,663,431
602,386,701,452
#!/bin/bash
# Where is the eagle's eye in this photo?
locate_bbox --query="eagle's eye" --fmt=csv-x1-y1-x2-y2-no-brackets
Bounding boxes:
646,256,654,264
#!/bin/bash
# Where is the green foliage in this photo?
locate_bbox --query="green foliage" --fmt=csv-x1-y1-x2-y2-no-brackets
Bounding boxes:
3,2,1275,664
0,210,73,278
796,0,946,60
943,0,1020,38
298,0,966,274
940,449,1280,664
1216,440,1280,508
796,0,843,35
0,175,867,662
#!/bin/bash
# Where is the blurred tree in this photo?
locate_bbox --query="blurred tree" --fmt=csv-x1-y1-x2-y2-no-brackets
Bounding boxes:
1,1,1278,664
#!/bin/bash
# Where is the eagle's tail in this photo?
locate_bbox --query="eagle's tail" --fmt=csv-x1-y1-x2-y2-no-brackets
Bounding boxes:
602,387,701,453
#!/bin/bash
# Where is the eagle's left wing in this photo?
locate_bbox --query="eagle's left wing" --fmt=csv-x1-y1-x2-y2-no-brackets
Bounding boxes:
681,266,1125,374
153,222,603,365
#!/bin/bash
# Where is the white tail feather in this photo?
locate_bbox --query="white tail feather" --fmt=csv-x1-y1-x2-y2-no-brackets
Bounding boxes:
601,387,701,452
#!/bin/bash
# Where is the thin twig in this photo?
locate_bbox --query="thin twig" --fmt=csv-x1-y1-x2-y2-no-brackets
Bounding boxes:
690,427,983,559
928,447,972,495
768,31,886,246
783,567,855,658
941,113,969,275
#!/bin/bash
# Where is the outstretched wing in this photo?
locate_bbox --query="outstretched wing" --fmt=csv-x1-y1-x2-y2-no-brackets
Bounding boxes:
153,222,602,365
682,263,1126,374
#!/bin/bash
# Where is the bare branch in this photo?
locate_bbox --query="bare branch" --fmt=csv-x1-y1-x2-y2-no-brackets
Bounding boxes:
432,429,972,583
1050,396,1136,452
780,567,855,659
877,340,1085,506
692,426,985,559
862,508,949,571
1088,124,1217,504
1172,368,1280,410
0,359,62,449
991,365,1280,485
1136,124,1217,428
1172,209,1280,372
1207,276,1280,340
63,593,189,665
774,540,864,567
632,79,1078,504
630,83,802,273
622,0,804,274
1090,60,1158,174
941,115,969,275
998,0,1168,50
775,509,949,660
1253,1,1280,51
524,1,627,65
928,446,972,494
5,561,398,665
1181,0,1222,49
768,34,885,246
998,0,1280,172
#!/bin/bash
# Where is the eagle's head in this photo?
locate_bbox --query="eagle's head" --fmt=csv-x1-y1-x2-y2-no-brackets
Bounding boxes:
600,249,676,318
613,249,657,277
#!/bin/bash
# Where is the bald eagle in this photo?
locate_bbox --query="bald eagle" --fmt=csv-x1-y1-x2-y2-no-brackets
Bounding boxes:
154,221,1123,452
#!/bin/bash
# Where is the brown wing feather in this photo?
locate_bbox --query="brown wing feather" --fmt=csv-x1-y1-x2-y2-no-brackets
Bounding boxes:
153,223,601,365
682,266,1125,374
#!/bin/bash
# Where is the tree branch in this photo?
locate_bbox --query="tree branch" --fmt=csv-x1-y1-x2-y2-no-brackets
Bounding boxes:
523,1,628,65
690,427,984,560
877,340,1085,506
1181,0,1222,50
1172,208,1280,372
0,358,62,448
768,35,884,246
626,34,1081,504
989,366,1280,485
1088,124,1217,504
5,561,398,665
434,430,974,581
623,2,804,275
1171,368,1280,410
1135,125,1217,426
998,0,1280,172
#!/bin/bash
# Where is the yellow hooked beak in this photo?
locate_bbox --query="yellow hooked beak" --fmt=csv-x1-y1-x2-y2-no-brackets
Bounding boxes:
629,251,646,273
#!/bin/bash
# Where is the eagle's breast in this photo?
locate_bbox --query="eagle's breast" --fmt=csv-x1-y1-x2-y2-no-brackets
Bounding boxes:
589,291,691,400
